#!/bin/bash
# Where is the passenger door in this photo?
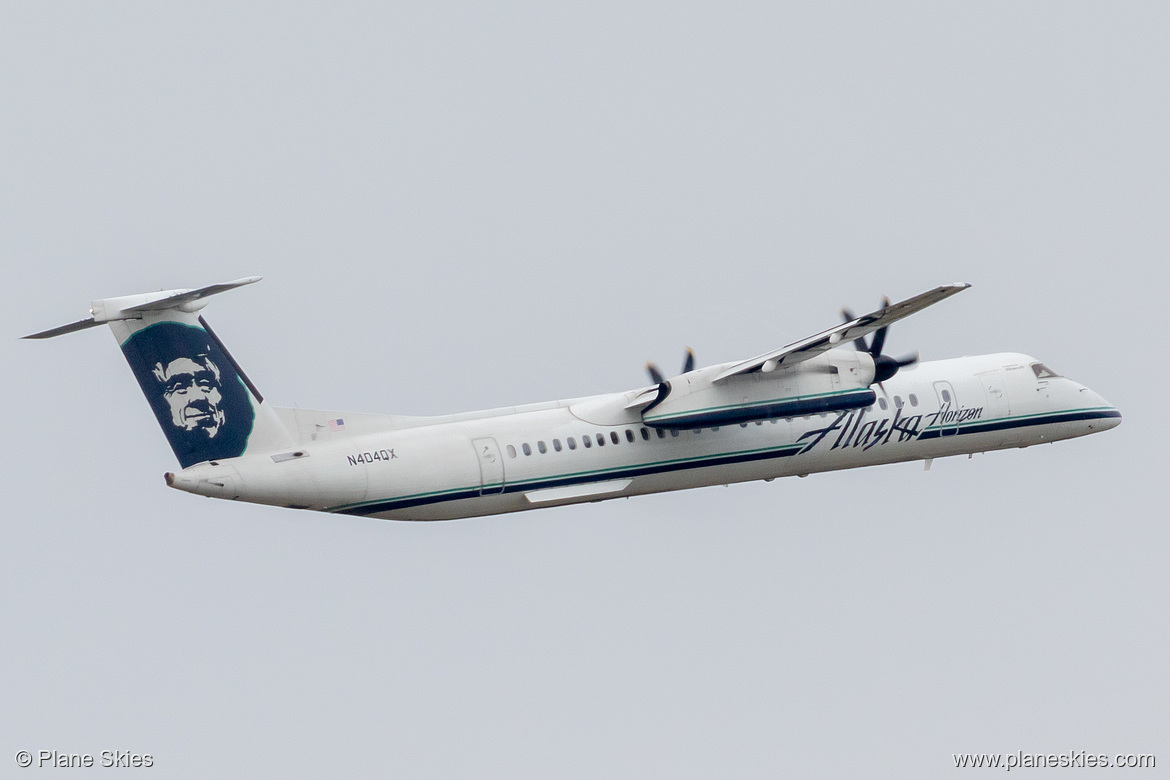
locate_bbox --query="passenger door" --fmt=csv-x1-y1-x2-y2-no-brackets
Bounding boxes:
932,380,960,437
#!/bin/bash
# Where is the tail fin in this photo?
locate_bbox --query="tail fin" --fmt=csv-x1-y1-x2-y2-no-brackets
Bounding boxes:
24,277,295,468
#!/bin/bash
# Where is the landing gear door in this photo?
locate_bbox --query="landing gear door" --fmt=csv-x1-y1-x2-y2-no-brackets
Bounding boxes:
932,380,960,437
472,437,505,495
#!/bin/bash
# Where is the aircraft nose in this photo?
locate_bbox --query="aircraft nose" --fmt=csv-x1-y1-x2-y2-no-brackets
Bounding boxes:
1077,384,1122,430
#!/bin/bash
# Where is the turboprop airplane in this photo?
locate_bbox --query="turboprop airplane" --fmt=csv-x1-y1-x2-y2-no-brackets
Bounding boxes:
24,278,1120,522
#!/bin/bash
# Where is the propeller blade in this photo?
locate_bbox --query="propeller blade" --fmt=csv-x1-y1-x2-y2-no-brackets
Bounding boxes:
841,307,870,352
894,351,919,368
869,326,888,359
646,362,666,385
681,348,695,374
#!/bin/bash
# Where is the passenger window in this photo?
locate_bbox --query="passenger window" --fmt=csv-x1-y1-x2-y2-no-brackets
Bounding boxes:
942,390,951,403
625,429,635,443
567,437,577,450
537,441,547,454
610,431,620,445
596,433,606,446
878,398,888,410
894,396,903,409
506,445,516,458
640,427,650,441
909,394,918,407
522,443,532,456
670,429,679,437
582,436,592,449
553,439,562,452
656,429,666,439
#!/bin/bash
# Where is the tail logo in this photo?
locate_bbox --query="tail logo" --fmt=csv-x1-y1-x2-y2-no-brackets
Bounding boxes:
122,322,255,467
152,355,227,436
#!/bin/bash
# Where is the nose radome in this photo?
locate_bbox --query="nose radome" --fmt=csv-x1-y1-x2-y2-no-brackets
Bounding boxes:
1076,384,1122,430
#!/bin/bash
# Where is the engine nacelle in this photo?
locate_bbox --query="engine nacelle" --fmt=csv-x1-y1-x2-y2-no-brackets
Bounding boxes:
642,349,876,429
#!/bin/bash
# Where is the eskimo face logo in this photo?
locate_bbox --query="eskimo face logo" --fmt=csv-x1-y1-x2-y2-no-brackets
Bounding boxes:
122,322,255,468
153,355,227,437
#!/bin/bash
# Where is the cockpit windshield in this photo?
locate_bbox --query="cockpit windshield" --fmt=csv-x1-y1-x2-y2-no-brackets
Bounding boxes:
1031,362,1060,379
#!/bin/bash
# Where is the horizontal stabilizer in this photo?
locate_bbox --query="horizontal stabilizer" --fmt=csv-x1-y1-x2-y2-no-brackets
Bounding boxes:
22,317,103,340
120,276,262,315
21,276,262,339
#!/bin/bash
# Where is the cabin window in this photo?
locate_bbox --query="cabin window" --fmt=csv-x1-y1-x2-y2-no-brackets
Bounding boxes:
1031,362,1060,379
909,393,918,407
522,443,532,456
878,398,888,410
625,429,635,443
596,433,606,446
553,439,562,452
670,429,679,437
656,429,666,439
537,441,547,454
640,427,650,441
610,431,620,445
582,436,592,449
567,437,577,450
740,422,748,428
941,389,951,403
894,396,903,409
755,420,763,425
506,445,517,458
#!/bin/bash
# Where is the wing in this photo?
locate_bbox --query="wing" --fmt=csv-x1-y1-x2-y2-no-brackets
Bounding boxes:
712,282,970,382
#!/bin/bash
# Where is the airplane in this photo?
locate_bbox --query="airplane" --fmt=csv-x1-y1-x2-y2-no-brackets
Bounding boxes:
24,278,1121,522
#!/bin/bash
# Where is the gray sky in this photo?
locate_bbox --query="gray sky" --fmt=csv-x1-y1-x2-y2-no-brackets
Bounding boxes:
3,2,1167,777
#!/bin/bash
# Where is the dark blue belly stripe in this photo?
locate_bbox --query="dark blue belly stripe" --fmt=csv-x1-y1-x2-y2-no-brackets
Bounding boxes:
337,444,802,516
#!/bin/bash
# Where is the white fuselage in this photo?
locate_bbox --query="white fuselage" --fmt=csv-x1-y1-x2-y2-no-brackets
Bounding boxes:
166,352,1120,521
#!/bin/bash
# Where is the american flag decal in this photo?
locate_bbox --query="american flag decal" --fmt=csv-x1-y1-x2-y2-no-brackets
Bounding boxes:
327,418,345,431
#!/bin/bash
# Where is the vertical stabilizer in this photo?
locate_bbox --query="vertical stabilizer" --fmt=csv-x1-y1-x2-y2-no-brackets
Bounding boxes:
25,277,295,468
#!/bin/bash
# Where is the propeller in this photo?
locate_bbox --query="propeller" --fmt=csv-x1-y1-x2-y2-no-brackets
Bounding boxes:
841,297,919,386
646,348,696,385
